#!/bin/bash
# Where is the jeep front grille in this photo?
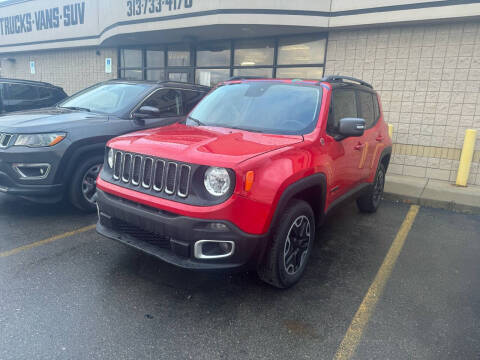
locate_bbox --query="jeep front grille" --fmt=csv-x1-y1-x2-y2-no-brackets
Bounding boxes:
111,150,191,198
0,133,13,148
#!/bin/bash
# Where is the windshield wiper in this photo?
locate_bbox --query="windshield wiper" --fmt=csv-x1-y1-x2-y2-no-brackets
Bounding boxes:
212,124,267,133
186,116,206,126
59,106,91,112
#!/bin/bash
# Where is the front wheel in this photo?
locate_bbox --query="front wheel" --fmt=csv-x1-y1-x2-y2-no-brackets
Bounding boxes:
258,199,315,289
68,156,103,212
356,163,386,213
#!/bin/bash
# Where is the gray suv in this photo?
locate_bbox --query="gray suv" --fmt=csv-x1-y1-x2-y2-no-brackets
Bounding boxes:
0,80,210,211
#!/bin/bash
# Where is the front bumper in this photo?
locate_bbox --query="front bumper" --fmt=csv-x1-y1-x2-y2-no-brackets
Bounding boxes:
0,145,65,199
96,189,269,270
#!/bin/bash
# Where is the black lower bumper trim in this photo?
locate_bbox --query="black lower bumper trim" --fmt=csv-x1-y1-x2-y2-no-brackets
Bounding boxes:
96,190,268,271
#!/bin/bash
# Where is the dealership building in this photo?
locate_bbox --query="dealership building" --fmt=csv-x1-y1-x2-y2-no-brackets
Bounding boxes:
1,0,480,185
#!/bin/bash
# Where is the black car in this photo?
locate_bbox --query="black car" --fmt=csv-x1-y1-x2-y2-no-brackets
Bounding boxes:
0,80,210,211
0,78,67,113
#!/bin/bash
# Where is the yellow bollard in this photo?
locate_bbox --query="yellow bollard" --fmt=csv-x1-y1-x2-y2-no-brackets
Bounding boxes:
456,129,477,187
388,124,393,139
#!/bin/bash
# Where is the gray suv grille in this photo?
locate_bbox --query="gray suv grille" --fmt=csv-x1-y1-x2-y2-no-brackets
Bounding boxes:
111,150,192,198
0,133,13,148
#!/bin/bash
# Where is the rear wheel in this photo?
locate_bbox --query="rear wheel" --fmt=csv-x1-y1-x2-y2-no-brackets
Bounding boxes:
357,163,386,213
69,156,103,212
258,199,315,289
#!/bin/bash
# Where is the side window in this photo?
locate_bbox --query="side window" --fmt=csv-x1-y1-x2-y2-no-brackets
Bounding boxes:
4,83,38,101
142,89,183,117
182,90,205,114
38,87,54,100
327,89,357,134
357,91,375,129
372,93,380,122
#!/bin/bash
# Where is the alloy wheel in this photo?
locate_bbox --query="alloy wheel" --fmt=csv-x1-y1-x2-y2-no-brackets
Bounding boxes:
81,164,102,204
283,215,312,275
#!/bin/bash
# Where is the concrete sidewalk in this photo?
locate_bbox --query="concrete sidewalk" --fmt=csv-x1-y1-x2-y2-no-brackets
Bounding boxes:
384,174,480,214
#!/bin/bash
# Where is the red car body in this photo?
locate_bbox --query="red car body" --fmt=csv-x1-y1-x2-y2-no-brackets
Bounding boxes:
96,77,392,274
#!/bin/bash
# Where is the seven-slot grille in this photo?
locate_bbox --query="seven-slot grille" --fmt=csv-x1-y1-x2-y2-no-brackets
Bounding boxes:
111,150,191,198
0,133,13,148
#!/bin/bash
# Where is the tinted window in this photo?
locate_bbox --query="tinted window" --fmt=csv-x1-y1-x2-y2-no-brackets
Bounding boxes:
182,90,205,114
38,87,53,100
142,89,183,117
59,83,150,114
328,89,357,133
187,82,321,135
373,93,380,121
358,91,375,128
4,83,38,101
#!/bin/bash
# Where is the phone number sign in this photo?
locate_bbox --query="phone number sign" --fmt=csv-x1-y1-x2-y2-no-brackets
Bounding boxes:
127,0,193,17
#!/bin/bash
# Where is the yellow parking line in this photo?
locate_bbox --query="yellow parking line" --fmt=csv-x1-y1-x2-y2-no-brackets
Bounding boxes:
334,205,420,360
0,224,96,258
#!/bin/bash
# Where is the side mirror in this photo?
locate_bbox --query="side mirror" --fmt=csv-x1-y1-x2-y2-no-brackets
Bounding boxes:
338,118,365,137
133,106,160,119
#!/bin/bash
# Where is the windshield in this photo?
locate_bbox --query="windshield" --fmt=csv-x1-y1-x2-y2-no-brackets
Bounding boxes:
186,82,321,135
58,83,151,114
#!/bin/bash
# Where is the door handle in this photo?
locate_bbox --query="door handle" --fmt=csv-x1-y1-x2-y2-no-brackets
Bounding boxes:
354,143,365,151
376,135,384,142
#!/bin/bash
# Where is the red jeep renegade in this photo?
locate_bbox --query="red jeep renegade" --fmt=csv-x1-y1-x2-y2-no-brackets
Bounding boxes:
96,76,392,288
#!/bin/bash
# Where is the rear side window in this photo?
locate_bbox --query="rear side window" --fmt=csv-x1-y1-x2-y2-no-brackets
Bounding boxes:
4,83,38,101
328,89,357,133
38,86,54,100
357,91,375,129
182,90,205,114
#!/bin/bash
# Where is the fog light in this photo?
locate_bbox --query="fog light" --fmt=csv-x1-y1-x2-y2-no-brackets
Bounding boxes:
12,163,51,179
205,222,228,231
194,240,235,259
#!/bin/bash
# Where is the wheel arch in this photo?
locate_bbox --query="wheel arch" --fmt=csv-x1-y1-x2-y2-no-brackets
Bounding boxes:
269,173,327,234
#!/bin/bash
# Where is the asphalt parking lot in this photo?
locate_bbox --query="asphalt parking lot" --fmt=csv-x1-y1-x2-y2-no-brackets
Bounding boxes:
0,194,479,360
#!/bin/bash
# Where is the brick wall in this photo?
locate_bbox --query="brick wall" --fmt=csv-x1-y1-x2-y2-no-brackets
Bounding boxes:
0,48,118,95
325,21,480,185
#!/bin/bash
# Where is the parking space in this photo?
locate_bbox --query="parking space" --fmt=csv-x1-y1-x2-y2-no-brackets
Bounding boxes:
0,194,479,360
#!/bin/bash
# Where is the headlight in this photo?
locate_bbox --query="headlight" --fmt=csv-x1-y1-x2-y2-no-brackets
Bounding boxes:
204,167,231,197
107,148,114,168
14,133,66,147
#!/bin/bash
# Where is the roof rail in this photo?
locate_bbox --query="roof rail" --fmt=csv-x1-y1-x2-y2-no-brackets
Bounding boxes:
156,80,211,88
227,76,265,81
321,75,373,89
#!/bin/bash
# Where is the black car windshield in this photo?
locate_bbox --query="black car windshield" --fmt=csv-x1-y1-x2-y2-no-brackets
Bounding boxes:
186,82,321,135
58,83,151,114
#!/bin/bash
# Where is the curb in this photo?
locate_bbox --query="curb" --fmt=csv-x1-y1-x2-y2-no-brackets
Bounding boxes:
384,175,480,215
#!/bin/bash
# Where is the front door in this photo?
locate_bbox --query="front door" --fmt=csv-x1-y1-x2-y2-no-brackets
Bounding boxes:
325,87,366,203
167,69,194,83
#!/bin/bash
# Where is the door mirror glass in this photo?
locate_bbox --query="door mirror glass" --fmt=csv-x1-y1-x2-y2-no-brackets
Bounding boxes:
338,118,365,137
134,105,160,119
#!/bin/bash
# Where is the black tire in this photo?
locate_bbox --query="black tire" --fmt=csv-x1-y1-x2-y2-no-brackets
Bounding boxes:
68,155,103,212
258,199,315,289
357,162,386,213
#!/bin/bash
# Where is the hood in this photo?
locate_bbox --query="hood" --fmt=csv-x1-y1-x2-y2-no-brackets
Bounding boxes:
108,123,303,167
0,108,108,133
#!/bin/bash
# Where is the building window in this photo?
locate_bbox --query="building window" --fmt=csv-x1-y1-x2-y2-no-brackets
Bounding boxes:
234,39,275,67
168,45,191,66
197,41,231,67
277,35,326,65
118,33,327,85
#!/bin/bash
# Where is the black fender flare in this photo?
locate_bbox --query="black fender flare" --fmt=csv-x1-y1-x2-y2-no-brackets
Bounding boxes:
54,138,110,184
268,173,327,235
378,146,392,170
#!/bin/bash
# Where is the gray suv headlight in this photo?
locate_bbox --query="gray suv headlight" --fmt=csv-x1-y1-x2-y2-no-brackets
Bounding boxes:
204,167,231,197
14,133,66,147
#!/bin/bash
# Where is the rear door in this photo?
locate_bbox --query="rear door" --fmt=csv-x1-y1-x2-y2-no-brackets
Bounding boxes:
356,90,377,178
3,83,40,112
326,87,366,201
